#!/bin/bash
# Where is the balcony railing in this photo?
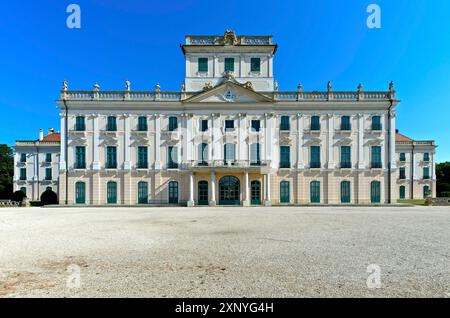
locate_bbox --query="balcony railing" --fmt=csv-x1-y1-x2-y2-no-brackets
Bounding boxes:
184,160,269,168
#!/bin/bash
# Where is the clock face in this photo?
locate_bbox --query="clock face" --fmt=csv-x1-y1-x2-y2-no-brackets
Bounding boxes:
223,90,236,102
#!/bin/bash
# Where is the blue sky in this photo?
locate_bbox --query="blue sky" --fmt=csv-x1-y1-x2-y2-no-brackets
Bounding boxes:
1,0,450,161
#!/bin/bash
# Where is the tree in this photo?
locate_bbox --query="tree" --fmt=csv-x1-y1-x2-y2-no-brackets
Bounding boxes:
436,162,450,197
0,144,14,199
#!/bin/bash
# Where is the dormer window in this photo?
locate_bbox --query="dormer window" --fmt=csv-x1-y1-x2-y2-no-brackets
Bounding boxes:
225,58,234,72
198,58,208,73
250,57,260,72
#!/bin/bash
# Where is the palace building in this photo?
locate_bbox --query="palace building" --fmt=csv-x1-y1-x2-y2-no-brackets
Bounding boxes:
14,30,437,205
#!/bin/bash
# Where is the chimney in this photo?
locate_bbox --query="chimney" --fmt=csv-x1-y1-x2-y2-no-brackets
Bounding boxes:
39,129,44,141
48,128,54,135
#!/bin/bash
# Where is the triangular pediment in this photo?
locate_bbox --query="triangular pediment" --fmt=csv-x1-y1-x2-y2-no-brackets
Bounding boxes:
184,81,273,103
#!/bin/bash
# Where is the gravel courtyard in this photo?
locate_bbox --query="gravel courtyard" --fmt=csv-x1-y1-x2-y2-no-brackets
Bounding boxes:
0,206,449,298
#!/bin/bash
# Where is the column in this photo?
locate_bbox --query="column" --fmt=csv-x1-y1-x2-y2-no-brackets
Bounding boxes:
389,110,396,169
327,114,335,169
243,171,250,206
209,172,216,206
188,172,194,207
59,113,66,171
297,114,304,169
265,174,271,206
154,114,161,169
123,114,131,170
92,114,100,170
357,114,364,169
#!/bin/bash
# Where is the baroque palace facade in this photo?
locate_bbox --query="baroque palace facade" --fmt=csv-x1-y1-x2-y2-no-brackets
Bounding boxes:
14,31,437,205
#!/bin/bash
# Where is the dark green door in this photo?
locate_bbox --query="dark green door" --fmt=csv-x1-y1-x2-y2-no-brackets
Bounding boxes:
219,176,240,205
107,181,117,204
399,186,405,200
75,182,85,204
371,181,381,203
310,181,320,203
168,181,179,204
340,181,351,203
198,181,208,205
138,181,148,204
251,180,261,205
280,181,290,204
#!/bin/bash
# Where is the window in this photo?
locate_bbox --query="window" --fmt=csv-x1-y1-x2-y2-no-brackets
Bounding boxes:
372,116,382,130
423,153,430,162
200,119,208,132
280,116,290,131
340,146,351,169
310,181,320,203
75,116,85,131
198,143,208,165
341,116,351,131
399,186,406,200
224,58,234,72
20,153,26,163
169,117,178,131
371,146,382,168
107,181,117,204
167,146,178,169
250,57,260,72
399,167,406,179
423,185,430,198
107,116,117,131
138,116,147,131
251,120,260,132
341,181,351,203
20,187,26,196
250,143,261,166
75,146,86,169
224,143,236,163
45,153,52,163
280,181,290,204
423,167,430,179
137,146,148,169
19,168,27,180
106,146,117,169
310,146,321,168
225,120,234,130
280,146,290,168
400,153,406,162
198,57,208,73
371,181,381,203
311,116,320,130
45,168,52,180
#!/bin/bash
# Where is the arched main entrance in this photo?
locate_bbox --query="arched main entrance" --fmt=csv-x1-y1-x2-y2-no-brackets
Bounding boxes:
219,176,240,205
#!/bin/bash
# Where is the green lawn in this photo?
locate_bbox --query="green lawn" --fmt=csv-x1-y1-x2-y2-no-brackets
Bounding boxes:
398,199,426,206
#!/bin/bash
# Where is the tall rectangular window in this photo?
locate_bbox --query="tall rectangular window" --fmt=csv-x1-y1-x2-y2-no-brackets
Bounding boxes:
310,146,321,168
106,146,117,169
224,143,236,163
250,57,261,72
45,168,52,180
20,168,27,180
372,116,382,130
138,116,147,131
200,119,208,132
198,143,208,165
224,58,234,72
371,146,382,168
341,116,351,130
423,153,430,162
280,146,290,168
198,57,208,73
137,146,148,169
423,167,430,179
340,146,351,168
75,116,85,131
107,116,117,131
167,146,178,169
45,153,52,163
75,146,86,169
311,116,320,130
280,116,290,131
251,120,260,132
400,153,406,162
399,167,406,179
250,143,261,165
169,117,178,131
20,153,26,163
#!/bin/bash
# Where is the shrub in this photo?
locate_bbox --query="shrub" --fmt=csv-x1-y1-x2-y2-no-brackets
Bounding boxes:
11,190,26,203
